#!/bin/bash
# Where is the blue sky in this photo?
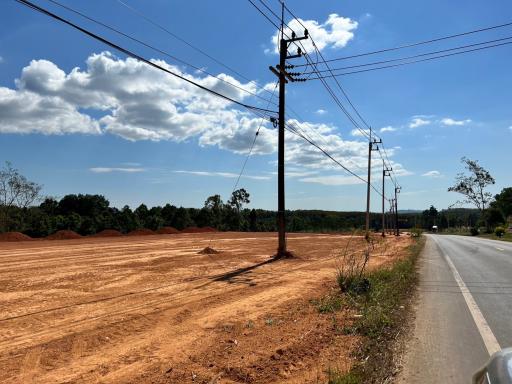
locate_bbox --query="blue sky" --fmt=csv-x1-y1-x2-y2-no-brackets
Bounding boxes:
0,0,510,211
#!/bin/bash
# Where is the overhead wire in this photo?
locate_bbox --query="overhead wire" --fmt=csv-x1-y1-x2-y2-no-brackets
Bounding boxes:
280,3,400,190
43,0,278,109
15,0,277,116
306,39,512,79
247,0,396,198
115,0,272,94
294,20,512,66
299,35,512,75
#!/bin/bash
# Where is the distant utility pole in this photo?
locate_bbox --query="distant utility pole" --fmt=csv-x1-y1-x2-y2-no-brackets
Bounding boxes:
389,199,395,235
269,2,308,256
394,186,401,236
365,135,382,234
382,161,392,237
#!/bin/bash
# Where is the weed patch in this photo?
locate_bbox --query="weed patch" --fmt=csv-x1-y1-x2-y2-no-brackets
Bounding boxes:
330,236,425,383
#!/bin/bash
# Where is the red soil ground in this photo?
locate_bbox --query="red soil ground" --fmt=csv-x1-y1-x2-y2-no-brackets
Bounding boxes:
0,232,33,242
156,226,180,234
46,230,82,240
0,232,413,383
181,226,217,233
126,228,156,236
90,229,124,238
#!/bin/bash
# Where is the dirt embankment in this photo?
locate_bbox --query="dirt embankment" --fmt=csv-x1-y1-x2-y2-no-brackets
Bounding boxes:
0,232,413,383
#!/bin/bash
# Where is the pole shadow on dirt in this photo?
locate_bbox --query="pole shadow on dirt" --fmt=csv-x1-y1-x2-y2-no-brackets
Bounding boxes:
210,257,282,286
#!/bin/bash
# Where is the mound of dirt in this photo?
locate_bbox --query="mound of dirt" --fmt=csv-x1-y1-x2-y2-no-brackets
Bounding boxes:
90,229,123,238
198,246,220,255
0,232,33,242
156,227,180,234
182,226,218,233
46,230,82,240
127,229,156,236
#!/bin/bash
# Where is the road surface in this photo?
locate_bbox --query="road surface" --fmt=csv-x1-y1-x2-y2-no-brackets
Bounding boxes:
398,234,512,383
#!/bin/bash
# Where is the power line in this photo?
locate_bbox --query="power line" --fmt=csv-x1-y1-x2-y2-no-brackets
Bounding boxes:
285,121,390,200
232,82,279,192
300,35,512,75
15,0,277,116
115,0,267,90
307,39,512,79
246,0,281,31
245,0,398,200
282,3,372,133
294,20,512,67
44,0,278,109
277,2,400,187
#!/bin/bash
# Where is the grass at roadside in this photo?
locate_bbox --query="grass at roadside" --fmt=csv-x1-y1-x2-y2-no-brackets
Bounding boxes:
478,232,512,242
327,236,426,384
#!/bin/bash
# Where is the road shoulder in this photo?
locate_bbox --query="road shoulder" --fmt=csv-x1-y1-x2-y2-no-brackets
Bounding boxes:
396,235,489,384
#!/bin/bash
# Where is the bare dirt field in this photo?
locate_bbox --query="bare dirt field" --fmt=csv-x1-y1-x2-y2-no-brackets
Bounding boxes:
0,232,413,383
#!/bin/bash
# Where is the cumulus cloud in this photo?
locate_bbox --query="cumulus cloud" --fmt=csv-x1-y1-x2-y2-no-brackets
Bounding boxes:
350,128,370,137
379,126,396,133
90,167,145,173
422,170,443,178
0,52,409,181
0,87,101,135
409,117,430,128
1,52,273,143
440,117,471,126
316,109,327,115
269,14,358,54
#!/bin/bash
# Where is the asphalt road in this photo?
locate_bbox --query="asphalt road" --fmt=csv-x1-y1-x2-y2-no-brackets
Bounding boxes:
398,234,512,384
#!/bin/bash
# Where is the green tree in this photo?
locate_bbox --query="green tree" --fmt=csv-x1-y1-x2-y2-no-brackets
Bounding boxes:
204,194,224,228
491,187,512,220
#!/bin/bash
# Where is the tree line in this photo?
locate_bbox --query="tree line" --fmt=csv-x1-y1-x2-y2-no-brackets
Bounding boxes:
0,161,510,237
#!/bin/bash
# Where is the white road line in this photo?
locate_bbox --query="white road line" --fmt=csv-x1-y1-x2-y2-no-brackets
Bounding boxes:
495,247,505,251
441,249,501,355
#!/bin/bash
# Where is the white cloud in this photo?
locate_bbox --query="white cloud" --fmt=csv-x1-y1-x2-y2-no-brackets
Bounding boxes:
409,117,430,128
261,82,278,93
173,170,270,180
269,14,358,54
90,167,145,173
350,128,370,137
379,126,396,133
316,109,327,115
0,87,101,135
1,52,410,178
422,170,443,178
299,175,365,186
509,126,512,132
440,118,471,126
1,52,264,143
0,56,4,64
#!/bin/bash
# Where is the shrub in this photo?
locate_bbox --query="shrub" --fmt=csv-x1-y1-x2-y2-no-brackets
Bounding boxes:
470,227,479,236
410,227,423,237
495,226,506,238
335,239,371,294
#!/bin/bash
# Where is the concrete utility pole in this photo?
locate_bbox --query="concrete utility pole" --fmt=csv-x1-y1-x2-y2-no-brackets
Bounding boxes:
394,186,401,236
269,2,308,256
389,199,395,235
382,161,392,237
365,136,382,234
